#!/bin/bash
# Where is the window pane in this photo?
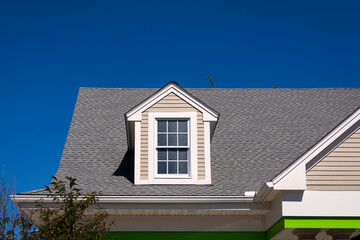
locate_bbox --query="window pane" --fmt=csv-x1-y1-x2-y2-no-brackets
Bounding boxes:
179,149,188,160
178,134,187,146
168,120,177,132
179,162,188,174
158,120,166,132
178,120,187,132
168,134,177,146
168,162,177,174
158,162,167,174
156,119,190,176
168,149,177,160
158,149,167,160
158,134,167,146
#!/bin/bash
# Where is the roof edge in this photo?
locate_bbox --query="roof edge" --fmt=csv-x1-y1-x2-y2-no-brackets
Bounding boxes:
12,195,254,204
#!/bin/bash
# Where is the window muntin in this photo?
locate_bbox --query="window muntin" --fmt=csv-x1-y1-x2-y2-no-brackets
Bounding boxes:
156,120,189,175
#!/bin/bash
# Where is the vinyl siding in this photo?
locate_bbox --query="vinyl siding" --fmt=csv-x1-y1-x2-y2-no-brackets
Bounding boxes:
307,128,360,190
147,93,197,112
140,93,204,180
140,112,149,180
197,112,205,179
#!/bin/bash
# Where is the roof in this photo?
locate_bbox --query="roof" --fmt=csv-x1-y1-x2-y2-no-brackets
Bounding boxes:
20,87,360,196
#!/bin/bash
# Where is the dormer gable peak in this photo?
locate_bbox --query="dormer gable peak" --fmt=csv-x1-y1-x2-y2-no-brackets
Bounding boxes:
125,81,219,122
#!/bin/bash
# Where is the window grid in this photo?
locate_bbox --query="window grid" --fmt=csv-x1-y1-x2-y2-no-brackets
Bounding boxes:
157,120,189,175
157,120,188,147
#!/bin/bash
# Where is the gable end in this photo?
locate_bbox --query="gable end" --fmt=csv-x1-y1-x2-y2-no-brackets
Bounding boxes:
307,127,360,190
272,107,360,191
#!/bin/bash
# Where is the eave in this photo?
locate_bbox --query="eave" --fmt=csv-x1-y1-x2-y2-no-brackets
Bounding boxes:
12,195,270,216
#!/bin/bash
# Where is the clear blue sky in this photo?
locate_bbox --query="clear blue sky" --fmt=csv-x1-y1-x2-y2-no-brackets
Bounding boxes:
1,1,359,193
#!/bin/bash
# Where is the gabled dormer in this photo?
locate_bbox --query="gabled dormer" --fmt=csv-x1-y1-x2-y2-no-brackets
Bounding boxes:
125,82,219,185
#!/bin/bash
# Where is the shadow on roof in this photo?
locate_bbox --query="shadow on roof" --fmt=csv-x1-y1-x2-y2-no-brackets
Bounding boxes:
113,150,134,184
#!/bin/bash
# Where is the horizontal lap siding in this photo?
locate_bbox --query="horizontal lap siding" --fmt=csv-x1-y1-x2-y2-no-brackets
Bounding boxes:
198,112,205,179
307,129,360,190
140,93,204,180
140,112,148,180
147,93,197,112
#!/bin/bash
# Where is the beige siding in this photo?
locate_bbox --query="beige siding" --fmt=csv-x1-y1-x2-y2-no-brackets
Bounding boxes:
147,93,197,112
140,112,148,180
307,128,360,190
197,112,205,179
140,93,204,180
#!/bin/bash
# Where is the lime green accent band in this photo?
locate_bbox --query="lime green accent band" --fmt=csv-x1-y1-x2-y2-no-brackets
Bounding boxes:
284,217,360,229
103,217,360,240
103,231,266,240
265,217,360,239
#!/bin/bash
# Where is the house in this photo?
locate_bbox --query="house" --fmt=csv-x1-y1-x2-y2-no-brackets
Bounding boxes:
13,82,360,239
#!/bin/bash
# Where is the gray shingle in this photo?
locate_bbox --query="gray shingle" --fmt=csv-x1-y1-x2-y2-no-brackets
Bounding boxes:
21,88,360,196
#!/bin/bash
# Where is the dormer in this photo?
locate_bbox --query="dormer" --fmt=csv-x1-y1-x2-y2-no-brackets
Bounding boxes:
125,82,219,185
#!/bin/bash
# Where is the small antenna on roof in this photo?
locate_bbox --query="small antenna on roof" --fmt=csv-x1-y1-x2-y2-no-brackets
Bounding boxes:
273,83,278,89
207,76,216,88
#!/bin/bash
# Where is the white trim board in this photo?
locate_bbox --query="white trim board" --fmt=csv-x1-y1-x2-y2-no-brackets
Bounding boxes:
281,190,360,217
11,195,255,203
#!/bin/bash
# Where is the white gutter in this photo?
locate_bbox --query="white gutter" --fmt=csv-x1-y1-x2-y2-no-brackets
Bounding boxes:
12,195,255,204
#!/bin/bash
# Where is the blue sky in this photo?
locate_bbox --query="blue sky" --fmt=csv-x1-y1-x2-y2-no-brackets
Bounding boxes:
1,1,360,193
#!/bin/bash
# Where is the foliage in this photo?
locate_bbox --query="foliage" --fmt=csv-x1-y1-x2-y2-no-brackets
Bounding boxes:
0,169,37,240
15,212,38,240
36,176,112,240
0,170,16,239
1,173,112,239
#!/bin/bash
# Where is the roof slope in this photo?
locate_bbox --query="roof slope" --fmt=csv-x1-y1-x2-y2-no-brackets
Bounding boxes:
22,88,360,196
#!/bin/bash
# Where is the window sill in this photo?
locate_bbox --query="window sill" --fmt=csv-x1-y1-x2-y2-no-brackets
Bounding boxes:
155,175,192,179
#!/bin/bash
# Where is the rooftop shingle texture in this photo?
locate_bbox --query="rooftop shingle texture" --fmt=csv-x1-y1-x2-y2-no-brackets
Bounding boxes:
22,88,360,196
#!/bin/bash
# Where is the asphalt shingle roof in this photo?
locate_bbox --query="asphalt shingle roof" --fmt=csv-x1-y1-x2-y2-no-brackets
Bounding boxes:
21,87,360,196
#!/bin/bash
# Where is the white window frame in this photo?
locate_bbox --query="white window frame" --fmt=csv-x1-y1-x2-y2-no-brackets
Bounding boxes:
155,119,191,178
147,112,198,184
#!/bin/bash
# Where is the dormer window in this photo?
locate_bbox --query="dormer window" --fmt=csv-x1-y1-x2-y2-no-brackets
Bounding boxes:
125,81,219,185
148,111,197,183
157,119,189,175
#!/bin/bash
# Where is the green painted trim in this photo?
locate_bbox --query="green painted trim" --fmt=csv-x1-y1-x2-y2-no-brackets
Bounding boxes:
103,217,360,240
265,217,360,239
103,231,266,240
266,218,285,240
284,217,360,229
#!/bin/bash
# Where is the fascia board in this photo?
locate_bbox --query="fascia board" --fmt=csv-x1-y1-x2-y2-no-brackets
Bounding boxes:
12,195,255,204
126,84,219,122
99,196,254,203
281,191,360,217
12,195,272,214
272,107,360,190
